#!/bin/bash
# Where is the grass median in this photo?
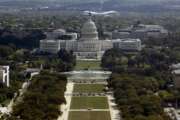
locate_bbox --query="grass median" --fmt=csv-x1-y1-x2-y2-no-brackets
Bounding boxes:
70,97,109,109
73,84,105,93
68,111,111,120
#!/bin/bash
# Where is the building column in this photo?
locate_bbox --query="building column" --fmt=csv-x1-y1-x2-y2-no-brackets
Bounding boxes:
7,70,10,87
2,71,5,83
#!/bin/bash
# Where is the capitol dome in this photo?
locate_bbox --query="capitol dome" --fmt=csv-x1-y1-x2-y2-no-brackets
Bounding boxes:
80,18,99,41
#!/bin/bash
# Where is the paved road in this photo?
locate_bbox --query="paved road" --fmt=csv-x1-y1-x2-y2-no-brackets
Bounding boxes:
70,109,110,111
74,82,107,84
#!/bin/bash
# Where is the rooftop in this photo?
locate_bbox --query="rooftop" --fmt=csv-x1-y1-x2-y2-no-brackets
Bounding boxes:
112,38,141,42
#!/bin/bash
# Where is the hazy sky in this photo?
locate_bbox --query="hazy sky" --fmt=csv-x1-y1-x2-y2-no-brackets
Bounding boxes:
0,0,179,4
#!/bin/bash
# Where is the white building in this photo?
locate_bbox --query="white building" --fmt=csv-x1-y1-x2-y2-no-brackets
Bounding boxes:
0,66,10,87
40,40,61,54
172,63,180,89
46,29,78,40
113,39,142,51
40,17,142,60
112,23,168,40
46,29,66,39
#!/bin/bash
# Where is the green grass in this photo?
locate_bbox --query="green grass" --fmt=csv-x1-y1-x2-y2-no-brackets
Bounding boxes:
75,60,101,70
70,97,109,109
68,111,111,120
73,84,105,93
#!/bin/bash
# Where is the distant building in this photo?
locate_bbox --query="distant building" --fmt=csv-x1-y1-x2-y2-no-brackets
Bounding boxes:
40,40,61,54
0,66,10,87
113,39,142,51
46,29,66,39
21,68,40,79
172,63,180,88
45,29,78,40
40,16,142,60
112,22,168,40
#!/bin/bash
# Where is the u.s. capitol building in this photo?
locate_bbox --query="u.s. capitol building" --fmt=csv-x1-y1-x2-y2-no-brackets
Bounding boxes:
40,17,142,60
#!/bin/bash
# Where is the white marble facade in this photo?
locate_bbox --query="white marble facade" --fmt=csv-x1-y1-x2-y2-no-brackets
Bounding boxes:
0,66,10,87
40,17,142,60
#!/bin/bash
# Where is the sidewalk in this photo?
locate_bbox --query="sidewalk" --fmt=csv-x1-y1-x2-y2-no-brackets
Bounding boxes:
58,82,74,120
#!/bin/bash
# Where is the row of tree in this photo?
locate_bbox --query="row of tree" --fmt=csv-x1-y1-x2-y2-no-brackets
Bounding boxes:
101,47,178,120
31,49,76,72
108,73,170,120
0,43,75,107
0,28,45,49
0,45,30,106
4,71,67,120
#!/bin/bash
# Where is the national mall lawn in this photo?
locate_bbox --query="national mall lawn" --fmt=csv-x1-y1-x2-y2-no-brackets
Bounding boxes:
70,97,109,109
73,84,105,93
68,111,111,120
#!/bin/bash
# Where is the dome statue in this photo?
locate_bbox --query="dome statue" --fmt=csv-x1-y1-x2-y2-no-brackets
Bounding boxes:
80,16,99,41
